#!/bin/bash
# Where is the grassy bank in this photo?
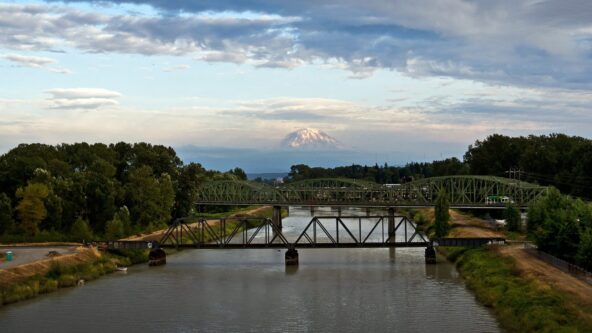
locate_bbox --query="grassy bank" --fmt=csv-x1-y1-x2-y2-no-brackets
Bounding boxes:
441,246,592,332
0,250,139,307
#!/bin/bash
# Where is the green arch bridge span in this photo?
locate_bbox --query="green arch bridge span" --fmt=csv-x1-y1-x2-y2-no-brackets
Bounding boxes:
196,176,548,209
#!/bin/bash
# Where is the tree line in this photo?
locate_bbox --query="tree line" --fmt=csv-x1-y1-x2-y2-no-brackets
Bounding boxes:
285,133,592,198
0,143,246,242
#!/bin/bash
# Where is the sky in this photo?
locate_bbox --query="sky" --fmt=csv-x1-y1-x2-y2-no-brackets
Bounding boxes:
1,0,591,172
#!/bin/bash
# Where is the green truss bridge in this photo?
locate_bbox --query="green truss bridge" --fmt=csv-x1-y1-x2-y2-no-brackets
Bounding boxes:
196,176,548,209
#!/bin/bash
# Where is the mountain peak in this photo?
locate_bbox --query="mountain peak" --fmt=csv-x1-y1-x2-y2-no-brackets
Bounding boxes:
281,128,340,150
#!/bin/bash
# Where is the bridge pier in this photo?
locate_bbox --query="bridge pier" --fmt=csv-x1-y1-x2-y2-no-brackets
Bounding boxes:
285,248,299,265
425,245,436,264
272,206,283,229
148,248,166,266
388,207,395,241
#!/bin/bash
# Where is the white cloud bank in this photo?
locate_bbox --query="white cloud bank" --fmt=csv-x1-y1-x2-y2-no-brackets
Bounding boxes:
1,53,70,74
45,88,122,109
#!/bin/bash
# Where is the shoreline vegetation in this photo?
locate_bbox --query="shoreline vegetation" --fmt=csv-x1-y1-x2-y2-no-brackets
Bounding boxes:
414,207,592,333
441,246,592,332
0,206,277,307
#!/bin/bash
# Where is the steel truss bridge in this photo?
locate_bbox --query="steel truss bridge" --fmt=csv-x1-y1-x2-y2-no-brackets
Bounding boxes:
106,216,505,251
196,176,548,209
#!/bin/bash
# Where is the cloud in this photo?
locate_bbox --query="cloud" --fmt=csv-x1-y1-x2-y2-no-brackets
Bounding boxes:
162,64,190,72
1,54,55,67
45,88,122,109
2,1,591,88
1,53,70,74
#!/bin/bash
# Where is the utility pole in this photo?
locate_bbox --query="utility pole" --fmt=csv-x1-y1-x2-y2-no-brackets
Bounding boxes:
505,168,522,181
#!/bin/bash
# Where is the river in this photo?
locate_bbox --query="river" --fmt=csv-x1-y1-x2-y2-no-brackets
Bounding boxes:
0,207,501,332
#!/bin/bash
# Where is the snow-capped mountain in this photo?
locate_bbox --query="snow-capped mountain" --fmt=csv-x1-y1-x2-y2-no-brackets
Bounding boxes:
281,128,341,150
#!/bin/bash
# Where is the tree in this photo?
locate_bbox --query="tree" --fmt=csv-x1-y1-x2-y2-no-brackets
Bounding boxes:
0,193,14,234
228,167,247,181
504,203,521,232
528,188,582,262
125,167,175,229
174,163,206,218
15,183,49,236
434,189,450,238
114,206,132,236
70,217,93,242
105,217,124,240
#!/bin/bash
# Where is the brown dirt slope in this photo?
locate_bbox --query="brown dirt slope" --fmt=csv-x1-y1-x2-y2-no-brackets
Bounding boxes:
0,247,101,287
499,245,592,305
449,209,592,306
125,206,273,241
448,210,503,238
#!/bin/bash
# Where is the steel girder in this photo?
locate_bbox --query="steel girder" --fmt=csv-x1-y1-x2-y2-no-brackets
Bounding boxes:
196,176,548,208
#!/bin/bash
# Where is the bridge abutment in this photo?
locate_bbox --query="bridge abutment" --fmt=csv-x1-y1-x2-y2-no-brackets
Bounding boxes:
285,248,299,265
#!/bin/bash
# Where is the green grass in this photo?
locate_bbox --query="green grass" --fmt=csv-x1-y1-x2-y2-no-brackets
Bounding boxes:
0,252,133,306
445,247,592,333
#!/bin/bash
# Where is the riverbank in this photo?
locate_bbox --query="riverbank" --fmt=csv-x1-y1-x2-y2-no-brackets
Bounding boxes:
0,247,134,306
423,209,592,332
0,206,276,307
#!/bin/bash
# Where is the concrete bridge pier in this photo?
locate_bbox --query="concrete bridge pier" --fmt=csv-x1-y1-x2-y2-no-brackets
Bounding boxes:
425,245,436,264
388,207,395,241
148,248,166,266
272,206,283,229
285,248,299,265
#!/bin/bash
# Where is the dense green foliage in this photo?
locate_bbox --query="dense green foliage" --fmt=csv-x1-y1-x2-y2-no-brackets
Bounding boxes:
434,189,450,237
465,133,592,198
444,247,592,333
287,157,468,183
504,203,521,232
528,188,592,270
0,142,245,242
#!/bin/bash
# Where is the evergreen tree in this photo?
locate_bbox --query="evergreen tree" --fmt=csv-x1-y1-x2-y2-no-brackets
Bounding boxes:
434,189,450,238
